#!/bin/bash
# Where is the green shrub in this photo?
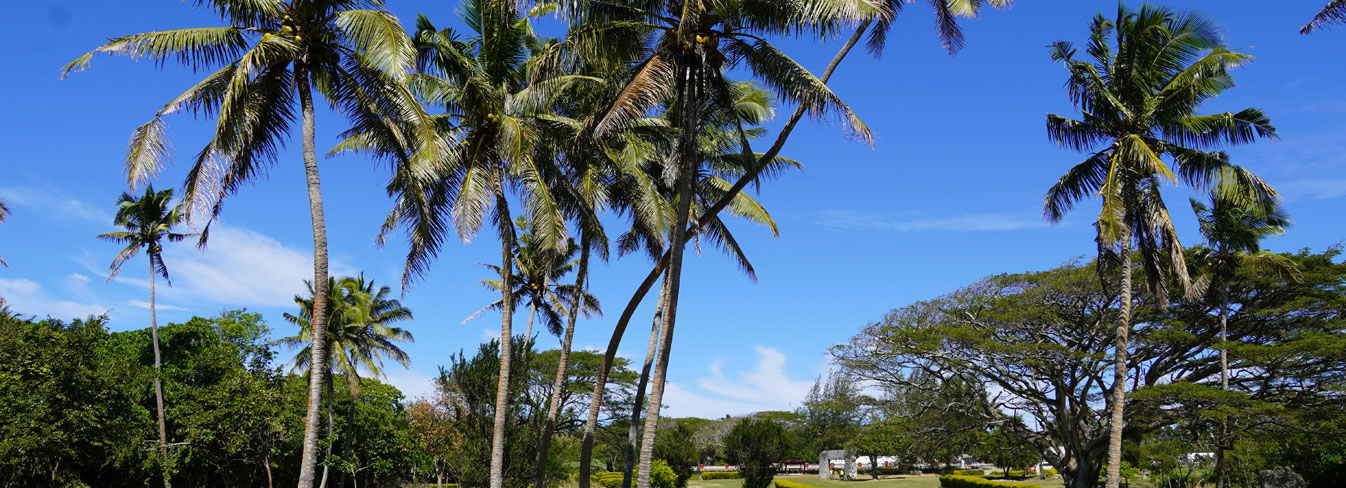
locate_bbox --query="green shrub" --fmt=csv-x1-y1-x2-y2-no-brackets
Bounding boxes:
699,471,742,480
725,418,791,488
774,479,814,488
593,461,676,488
954,469,985,476
938,475,1035,488
1042,468,1058,477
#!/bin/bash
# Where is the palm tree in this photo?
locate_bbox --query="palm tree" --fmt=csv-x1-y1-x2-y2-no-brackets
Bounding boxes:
468,217,600,339
62,3,426,485
1190,191,1296,488
96,185,196,488
345,6,585,488
282,274,413,488
1042,6,1279,488
1302,1,1346,34
0,197,9,268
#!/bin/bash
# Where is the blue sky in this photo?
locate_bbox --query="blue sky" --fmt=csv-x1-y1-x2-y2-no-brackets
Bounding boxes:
2,1,1342,418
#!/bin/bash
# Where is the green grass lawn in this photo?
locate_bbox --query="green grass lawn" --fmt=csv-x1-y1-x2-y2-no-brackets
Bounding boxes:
688,475,1065,488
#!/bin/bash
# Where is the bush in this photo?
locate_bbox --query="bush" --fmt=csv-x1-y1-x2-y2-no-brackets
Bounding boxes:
699,471,742,480
593,461,677,488
938,475,1035,488
1042,468,1058,478
954,469,985,476
774,479,814,488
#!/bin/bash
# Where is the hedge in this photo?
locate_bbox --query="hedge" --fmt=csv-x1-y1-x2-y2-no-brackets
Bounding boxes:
1043,468,1058,477
938,475,1035,488
700,471,742,480
953,470,985,476
774,479,815,488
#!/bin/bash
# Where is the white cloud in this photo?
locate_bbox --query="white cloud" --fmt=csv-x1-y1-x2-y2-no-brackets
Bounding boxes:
1279,179,1346,201
0,277,112,319
384,369,437,402
661,346,815,418
127,300,191,312
815,209,1048,232
95,223,357,309
0,186,111,223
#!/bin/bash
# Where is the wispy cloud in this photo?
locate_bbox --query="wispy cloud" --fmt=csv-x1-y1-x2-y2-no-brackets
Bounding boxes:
0,186,112,223
127,300,191,312
814,209,1048,233
1278,179,1346,201
0,277,112,319
663,346,816,418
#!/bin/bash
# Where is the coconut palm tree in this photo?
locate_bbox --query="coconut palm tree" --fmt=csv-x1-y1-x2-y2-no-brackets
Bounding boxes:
467,217,600,339
346,5,588,487
0,197,9,268
1302,1,1346,33
61,2,427,485
1190,191,1296,488
96,185,196,488
282,274,413,488
1043,6,1279,488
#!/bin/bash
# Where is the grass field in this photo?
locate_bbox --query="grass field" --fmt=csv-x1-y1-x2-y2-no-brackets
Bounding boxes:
688,474,1066,488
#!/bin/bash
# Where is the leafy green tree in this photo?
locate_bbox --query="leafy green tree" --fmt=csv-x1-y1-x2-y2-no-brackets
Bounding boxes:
62,1,427,483
653,421,699,488
796,371,866,456
97,185,196,488
1190,193,1296,488
1042,7,1279,487
978,419,1039,478
282,275,413,488
833,249,1346,488
471,217,600,340
1302,1,1346,33
849,420,914,479
725,418,792,488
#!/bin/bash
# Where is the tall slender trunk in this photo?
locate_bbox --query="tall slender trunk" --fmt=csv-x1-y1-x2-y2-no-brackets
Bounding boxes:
1214,281,1230,488
265,455,274,488
489,187,517,488
623,272,670,488
342,374,360,488
576,22,870,487
321,373,333,488
635,60,702,488
150,258,171,488
296,63,333,488
534,235,592,488
524,274,548,339
1104,239,1132,488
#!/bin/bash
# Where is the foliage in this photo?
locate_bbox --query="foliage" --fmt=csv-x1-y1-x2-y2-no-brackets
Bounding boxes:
699,472,742,480
834,248,1346,488
725,418,791,488
795,371,867,456
938,475,1034,488
954,470,985,476
773,479,816,488
654,421,699,487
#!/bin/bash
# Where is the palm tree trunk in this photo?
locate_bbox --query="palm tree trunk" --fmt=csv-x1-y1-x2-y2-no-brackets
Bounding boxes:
342,374,360,488
489,187,517,488
265,455,274,488
533,235,592,488
623,271,670,488
296,64,333,488
636,61,702,488
577,24,870,486
321,374,334,488
524,274,548,339
1104,239,1133,488
1215,282,1230,488
150,258,171,488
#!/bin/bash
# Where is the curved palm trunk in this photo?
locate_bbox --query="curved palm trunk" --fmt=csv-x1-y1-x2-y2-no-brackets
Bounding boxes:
1104,239,1133,488
150,258,171,488
636,61,703,488
342,374,361,488
489,187,517,488
622,272,670,488
295,64,333,488
576,22,870,487
533,235,592,488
